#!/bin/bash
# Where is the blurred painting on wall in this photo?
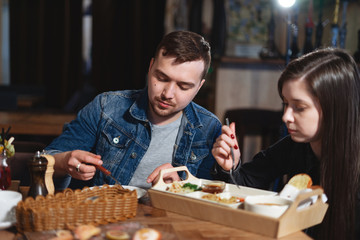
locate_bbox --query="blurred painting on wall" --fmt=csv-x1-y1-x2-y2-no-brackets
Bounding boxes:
225,0,271,58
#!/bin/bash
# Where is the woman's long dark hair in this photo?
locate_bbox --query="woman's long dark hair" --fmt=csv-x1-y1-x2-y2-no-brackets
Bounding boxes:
278,48,360,239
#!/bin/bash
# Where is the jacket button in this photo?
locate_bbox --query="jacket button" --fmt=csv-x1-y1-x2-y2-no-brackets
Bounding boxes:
130,152,137,159
190,152,196,160
113,138,119,144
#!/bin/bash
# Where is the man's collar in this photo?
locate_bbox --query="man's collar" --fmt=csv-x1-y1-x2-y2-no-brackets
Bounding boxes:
129,88,149,122
182,102,203,129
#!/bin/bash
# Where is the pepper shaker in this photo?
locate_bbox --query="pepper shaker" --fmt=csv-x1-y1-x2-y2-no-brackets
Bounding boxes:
42,153,55,195
28,151,48,198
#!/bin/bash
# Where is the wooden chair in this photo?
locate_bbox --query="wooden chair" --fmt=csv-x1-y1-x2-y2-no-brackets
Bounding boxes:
14,141,46,153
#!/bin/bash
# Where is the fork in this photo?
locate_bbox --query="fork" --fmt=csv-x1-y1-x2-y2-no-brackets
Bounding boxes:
226,118,241,189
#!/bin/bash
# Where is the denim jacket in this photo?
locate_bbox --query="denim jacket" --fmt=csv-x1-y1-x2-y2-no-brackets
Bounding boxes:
45,88,222,188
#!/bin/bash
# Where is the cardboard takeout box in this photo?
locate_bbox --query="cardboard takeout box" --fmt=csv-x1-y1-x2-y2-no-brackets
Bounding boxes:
148,166,328,238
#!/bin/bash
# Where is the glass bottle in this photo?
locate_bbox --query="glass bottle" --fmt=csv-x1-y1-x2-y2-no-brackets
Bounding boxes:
28,151,48,198
0,149,11,190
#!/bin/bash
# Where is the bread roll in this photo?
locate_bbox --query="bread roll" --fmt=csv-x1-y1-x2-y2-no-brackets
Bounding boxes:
133,228,161,240
50,230,74,240
74,224,101,240
288,173,312,190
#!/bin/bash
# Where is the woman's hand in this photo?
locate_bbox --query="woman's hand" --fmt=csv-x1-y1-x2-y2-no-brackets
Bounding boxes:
147,163,181,186
53,150,103,181
211,122,241,171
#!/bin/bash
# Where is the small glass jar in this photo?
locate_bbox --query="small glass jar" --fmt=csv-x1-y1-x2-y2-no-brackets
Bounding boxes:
201,180,225,194
0,148,11,190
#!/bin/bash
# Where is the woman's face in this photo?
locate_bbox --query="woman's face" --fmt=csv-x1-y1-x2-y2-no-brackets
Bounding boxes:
281,78,322,144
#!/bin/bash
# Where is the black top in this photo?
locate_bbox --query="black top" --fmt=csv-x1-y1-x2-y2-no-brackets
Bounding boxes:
212,135,360,239
212,135,320,190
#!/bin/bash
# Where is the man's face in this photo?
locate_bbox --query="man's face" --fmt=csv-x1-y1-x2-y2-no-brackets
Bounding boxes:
147,50,205,125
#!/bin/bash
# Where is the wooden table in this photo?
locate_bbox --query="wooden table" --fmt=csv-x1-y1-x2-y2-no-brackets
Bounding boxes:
0,193,311,240
0,111,76,136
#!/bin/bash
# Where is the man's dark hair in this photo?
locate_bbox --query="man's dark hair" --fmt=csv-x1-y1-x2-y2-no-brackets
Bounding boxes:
154,31,211,79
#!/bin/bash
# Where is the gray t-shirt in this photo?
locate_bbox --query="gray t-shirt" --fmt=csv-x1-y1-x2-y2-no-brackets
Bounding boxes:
128,115,182,189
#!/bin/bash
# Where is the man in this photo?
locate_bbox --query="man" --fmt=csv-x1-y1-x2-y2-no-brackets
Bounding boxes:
45,31,222,189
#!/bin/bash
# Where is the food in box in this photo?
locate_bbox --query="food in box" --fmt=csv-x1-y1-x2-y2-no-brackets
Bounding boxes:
148,166,329,238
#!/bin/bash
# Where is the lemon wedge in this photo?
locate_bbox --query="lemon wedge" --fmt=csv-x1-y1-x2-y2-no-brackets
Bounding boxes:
105,230,130,240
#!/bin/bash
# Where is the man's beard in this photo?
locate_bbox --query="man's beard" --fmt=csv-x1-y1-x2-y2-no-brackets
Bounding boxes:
149,99,180,119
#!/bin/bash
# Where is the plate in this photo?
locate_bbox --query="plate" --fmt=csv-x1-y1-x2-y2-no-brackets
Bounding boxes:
122,185,147,199
0,221,14,230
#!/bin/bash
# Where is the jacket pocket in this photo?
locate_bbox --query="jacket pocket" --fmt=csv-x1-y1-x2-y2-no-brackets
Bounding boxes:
187,142,210,164
98,121,133,164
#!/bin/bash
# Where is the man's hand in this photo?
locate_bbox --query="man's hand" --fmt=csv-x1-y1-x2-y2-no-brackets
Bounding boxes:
53,150,103,181
147,163,181,186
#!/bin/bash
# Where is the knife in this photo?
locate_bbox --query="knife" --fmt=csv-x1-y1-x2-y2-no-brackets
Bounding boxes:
95,165,122,186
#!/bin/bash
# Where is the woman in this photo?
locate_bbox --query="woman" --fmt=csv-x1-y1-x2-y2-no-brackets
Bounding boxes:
212,48,360,239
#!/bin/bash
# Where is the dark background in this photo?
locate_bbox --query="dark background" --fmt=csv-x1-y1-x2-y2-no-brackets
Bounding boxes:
8,0,226,113
9,0,166,112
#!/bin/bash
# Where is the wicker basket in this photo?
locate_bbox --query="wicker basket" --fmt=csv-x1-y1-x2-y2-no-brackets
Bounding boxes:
16,184,138,232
